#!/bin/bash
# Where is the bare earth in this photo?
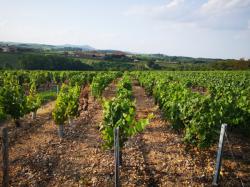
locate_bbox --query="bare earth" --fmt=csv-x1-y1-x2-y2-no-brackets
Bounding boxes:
0,80,249,186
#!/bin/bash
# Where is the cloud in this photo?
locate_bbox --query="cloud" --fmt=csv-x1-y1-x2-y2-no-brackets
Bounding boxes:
200,0,250,15
198,0,250,29
124,0,250,30
124,0,192,21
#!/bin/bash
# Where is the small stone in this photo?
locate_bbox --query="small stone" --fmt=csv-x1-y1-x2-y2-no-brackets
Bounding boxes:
199,174,205,179
91,177,97,184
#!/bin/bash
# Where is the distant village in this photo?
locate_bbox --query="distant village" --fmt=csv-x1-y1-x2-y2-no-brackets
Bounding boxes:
0,45,18,53
0,44,35,53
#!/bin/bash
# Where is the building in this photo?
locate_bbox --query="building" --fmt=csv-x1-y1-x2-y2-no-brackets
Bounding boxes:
0,45,17,53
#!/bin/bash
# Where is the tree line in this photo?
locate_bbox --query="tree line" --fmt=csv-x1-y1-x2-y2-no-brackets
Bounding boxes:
18,54,93,70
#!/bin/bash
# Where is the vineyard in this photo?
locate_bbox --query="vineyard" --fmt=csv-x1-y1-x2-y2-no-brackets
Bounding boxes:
0,70,249,186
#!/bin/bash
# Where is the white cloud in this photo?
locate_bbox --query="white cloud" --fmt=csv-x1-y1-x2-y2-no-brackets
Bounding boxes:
198,0,250,30
124,0,250,30
201,0,250,14
124,0,191,21
165,0,185,8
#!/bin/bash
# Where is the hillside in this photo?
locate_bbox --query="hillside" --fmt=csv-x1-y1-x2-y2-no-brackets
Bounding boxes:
0,42,95,51
0,41,249,70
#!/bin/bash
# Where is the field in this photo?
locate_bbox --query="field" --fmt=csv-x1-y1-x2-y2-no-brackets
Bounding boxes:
0,70,249,186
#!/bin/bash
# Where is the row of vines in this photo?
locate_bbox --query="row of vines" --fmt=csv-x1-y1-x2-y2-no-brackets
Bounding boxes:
52,71,121,137
52,71,152,149
134,71,250,147
0,70,96,124
1,70,249,149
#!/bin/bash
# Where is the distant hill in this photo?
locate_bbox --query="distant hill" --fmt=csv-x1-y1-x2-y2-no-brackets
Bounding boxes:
57,44,95,51
0,41,95,51
0,41,229,61
1,41,248,71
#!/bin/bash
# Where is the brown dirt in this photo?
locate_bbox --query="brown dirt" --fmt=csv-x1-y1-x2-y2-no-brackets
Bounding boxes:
102,79,120,100
0,80,249,187
190,85,208,95
0,101,55,145
131,80,250,187
0,81,118,187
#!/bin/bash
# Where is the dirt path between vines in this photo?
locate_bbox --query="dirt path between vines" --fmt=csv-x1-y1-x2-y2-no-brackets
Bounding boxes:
0,80,119,186
130,81,208,186
0,101,56,184
0,101,55,145
130,80,250,186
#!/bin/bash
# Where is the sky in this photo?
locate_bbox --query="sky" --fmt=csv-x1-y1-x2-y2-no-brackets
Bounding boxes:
0,0,250,59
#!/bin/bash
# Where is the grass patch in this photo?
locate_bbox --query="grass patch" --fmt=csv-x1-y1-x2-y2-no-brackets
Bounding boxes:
38,88,57,104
